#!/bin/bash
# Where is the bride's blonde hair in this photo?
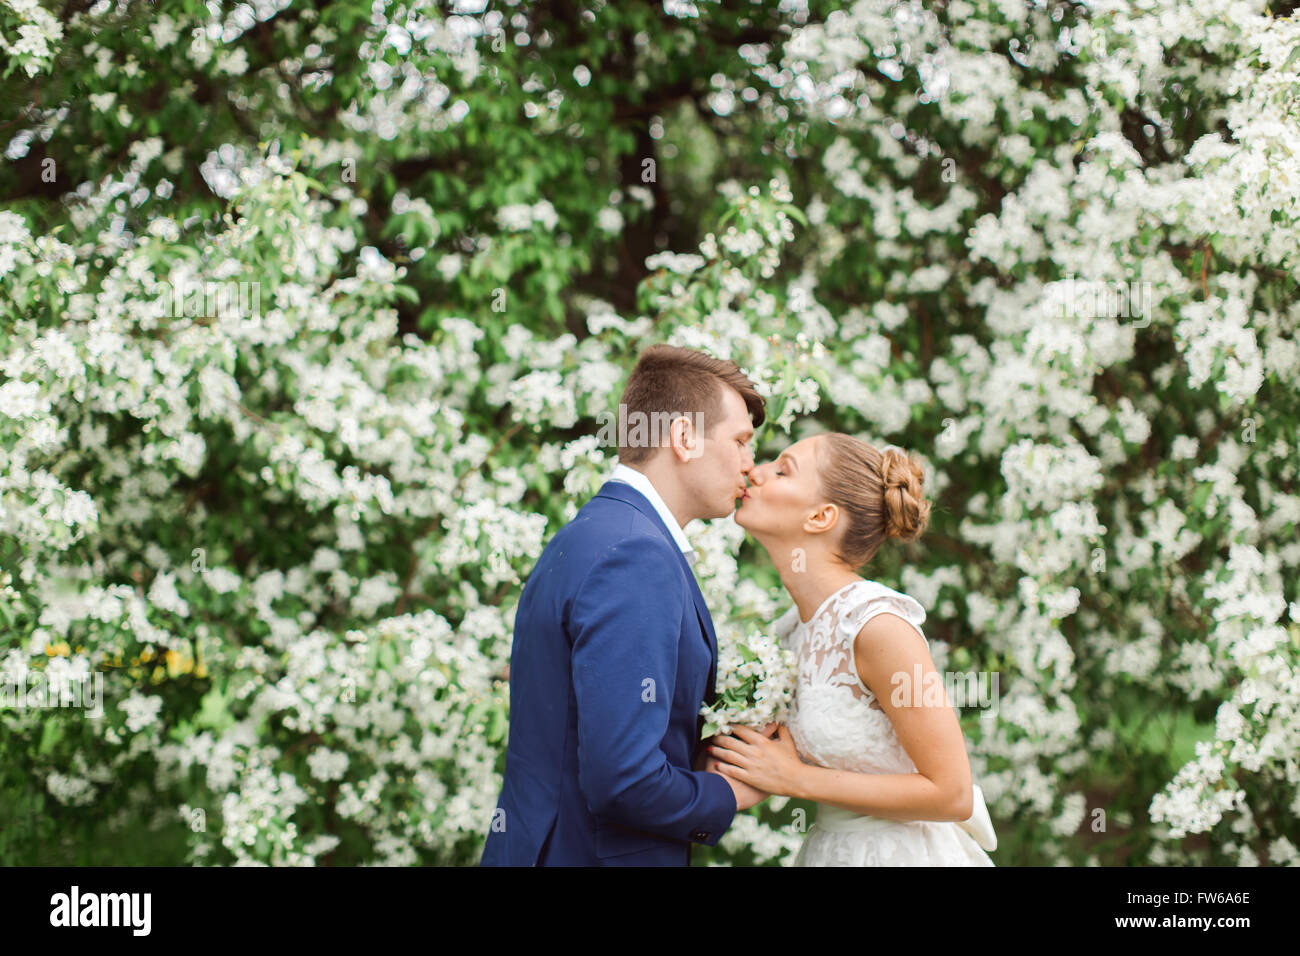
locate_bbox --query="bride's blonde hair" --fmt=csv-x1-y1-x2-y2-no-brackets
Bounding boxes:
817,433,930,569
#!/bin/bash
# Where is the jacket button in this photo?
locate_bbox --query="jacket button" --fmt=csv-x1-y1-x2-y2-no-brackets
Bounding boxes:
691,829,708,841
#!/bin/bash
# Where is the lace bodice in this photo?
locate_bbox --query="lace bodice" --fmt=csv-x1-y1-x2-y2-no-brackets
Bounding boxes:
773,578,930,776
771,580,996,865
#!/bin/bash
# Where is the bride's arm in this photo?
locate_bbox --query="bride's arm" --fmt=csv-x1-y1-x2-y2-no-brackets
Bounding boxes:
791,612,974,822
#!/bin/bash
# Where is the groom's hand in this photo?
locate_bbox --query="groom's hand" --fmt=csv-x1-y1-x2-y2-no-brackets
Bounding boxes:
694,740,714,772
713,770,769,812
694,734,733,771
698,726,776,808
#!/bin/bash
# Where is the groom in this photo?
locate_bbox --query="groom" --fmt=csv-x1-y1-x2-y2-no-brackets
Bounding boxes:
480,344,770,866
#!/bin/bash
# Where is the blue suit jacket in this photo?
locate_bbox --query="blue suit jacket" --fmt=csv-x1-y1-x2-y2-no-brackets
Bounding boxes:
480,480,737,866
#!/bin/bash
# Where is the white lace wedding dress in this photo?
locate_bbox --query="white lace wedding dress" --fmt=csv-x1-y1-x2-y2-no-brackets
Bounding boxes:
773,578,995,867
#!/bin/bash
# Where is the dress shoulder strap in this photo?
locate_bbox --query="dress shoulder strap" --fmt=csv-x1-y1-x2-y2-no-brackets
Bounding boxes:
835,580,928,647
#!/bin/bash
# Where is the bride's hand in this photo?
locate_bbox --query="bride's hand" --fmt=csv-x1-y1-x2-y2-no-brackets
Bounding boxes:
694,724,775,772
709,724,805,798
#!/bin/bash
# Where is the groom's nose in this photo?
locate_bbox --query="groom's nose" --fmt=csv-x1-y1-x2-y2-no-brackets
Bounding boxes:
740,450,756,473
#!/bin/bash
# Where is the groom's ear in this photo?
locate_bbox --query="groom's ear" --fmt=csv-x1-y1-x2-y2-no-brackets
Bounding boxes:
667,414,701,463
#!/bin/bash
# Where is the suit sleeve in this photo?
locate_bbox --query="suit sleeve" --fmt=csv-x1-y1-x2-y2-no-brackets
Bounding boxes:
569,535,738,845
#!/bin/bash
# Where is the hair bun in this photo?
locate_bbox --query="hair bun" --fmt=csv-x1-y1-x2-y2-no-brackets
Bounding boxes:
879,447,930,542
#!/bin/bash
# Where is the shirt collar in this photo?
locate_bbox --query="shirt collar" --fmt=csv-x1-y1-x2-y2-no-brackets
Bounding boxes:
608,462,696,565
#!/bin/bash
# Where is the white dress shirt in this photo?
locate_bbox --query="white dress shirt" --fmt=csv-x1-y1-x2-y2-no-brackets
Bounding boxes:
607,462,697,566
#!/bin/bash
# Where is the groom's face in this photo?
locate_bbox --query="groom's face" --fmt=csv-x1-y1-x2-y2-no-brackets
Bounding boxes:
684,384,757,521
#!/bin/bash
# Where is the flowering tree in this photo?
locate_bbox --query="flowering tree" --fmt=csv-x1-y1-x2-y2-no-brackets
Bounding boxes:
1,0,1297,866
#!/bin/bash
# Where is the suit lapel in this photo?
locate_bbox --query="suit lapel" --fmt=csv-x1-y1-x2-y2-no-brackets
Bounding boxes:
594,481,719,680
683,567,719,695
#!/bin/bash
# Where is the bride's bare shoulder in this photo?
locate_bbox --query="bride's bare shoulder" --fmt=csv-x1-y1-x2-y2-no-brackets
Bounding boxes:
850,610,939,717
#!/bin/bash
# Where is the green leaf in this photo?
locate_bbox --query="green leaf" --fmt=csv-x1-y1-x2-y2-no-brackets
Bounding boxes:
196,686,233,733
38,719,63,755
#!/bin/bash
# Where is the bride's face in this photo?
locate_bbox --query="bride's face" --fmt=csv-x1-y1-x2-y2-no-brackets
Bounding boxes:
735,435,825,539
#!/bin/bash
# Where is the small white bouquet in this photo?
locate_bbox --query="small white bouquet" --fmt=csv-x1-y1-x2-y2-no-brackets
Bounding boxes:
699,627,798,738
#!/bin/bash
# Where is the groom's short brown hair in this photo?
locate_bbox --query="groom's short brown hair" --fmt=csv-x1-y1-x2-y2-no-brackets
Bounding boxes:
616,344,766,465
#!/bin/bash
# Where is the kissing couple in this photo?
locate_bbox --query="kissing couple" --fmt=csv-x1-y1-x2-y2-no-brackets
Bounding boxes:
481,344,996,866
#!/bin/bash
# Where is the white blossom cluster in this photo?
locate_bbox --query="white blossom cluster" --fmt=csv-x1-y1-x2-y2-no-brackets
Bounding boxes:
0,0,62,78
698,625,799,739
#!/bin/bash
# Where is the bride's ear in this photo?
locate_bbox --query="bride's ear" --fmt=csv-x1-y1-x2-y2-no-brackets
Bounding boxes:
803,502,839,535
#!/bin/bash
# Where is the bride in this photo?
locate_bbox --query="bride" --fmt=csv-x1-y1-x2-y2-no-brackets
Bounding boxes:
707,432,996,866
